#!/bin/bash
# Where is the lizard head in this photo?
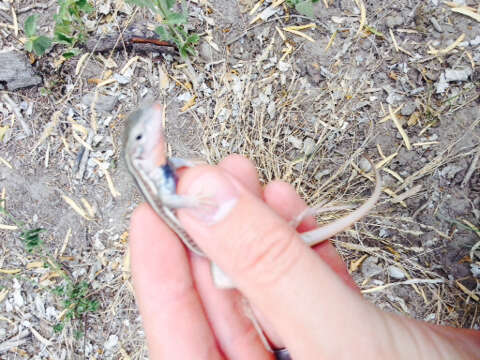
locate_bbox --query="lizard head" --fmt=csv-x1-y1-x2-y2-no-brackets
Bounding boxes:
124,103,168,172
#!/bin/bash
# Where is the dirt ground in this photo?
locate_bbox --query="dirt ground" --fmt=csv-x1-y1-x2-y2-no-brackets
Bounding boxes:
0,0,479,358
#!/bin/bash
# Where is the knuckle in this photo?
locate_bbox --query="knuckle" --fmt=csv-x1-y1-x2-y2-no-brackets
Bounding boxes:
233,222,302,287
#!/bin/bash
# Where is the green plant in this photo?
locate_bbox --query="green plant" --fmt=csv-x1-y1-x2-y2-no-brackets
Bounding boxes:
126,0,199,58
20,228,45,252
0,200,99,336
53,0,94,58
23,15,53,56
52,281,99,333
23,0,93,58
286,0,320,18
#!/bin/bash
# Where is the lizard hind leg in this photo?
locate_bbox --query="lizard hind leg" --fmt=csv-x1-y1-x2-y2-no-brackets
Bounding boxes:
169,157,197,169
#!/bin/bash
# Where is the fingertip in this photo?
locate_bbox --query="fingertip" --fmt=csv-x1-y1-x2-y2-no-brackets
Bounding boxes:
219,154,262,196
263,180,317,231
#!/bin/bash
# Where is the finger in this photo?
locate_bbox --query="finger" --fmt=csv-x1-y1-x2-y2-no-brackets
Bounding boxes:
219,154,262,197
188,155,271,359
263,180,359,289
177,166,381,359
191,255,272,359
129,204,222,359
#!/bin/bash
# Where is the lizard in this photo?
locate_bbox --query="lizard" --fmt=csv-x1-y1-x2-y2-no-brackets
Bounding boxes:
124,102,382,289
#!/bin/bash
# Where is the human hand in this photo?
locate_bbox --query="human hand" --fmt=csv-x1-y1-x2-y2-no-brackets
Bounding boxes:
129,155,480,359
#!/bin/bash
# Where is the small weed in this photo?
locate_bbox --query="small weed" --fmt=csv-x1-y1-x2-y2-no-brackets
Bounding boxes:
23,0,93,58
52,281,99,332
286,0,320,18
0,200,99,336
53,0,94,58
20,228,45,253
23,15,53,56
126,0,200,58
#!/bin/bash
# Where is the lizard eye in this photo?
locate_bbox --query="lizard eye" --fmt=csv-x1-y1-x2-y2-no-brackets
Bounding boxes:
135,134,142,141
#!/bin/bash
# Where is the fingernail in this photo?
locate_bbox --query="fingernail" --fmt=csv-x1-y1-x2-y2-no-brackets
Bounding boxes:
183,172,238,225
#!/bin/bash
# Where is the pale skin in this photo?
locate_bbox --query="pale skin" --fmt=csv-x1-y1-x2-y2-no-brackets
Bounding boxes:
129,155,480,359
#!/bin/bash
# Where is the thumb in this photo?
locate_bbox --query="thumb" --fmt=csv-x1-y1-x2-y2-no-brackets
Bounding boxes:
177,165,380,358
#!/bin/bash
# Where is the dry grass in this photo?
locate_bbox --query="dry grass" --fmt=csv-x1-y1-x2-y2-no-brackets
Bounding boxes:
0,0,479,357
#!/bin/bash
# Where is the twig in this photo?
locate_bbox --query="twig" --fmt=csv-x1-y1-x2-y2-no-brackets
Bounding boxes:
17,2,50,14
76,131,94,180
225,15,328,46
461,144,480,188
2,94,31,136
131,37,175,47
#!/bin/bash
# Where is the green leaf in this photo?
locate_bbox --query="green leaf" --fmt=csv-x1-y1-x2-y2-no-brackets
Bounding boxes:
164,12,187,25
62,48,80,58
295,0,314,17
76,0,93,13
154,26,171,40
55,22,73,36
185,33,199,45
165,0,176,10
25,39,34,52
179,47,188,58
33,36,52,56
24,15,37,37
53,323,64,332
124,0,157,11
54,31,74,45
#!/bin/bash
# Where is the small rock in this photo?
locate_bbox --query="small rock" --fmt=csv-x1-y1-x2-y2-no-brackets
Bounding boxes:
430,17,443,33
277,61,290,72
358,157,372,172
13,289,24,307
387,265,405,279
361,256,383,278
436,73,449,94
470,35,480,46
288,135,303,149
303,137,316,155
81,94,118,112
104,334,118,351
267,101,276,119
439,164,463,179
0,50,42,90
401,101,417,116
98,0,111,15
314,168,331,180
46,306,58,321
113,73,130,85
176,92,192,102
444,67,472,82
471,263,480,278
379,228,390,238
385,15,403,28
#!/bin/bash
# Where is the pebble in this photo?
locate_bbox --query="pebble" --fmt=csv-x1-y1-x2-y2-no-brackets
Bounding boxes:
401,101,417,116
471,263,480,277
430,17,443,33
361,256,383,278
113,73,130,85
13,289,24,307
277,61,290,72
288,135,303,149
358,157,372,172
385,15,403,28
303,137,316,155
444,67,472,82
315,168,331,180
0,51,42,90
104,334,118,351
81,94,118,112
387,265,405,279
